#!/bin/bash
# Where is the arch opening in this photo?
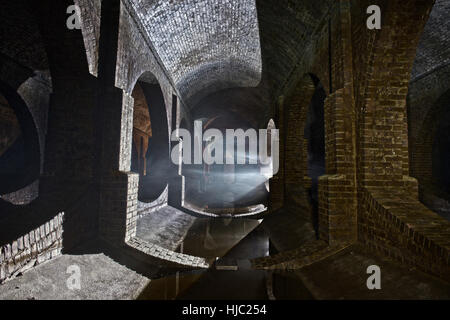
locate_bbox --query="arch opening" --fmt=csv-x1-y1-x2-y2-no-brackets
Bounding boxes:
0,81,40,197
130,76,170,203
181,112,269,217
304,80,326,234
432,97,450,195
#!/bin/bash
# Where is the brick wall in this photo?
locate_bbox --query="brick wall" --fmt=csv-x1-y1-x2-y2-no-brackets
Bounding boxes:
359,187,449,281
0,212,64,283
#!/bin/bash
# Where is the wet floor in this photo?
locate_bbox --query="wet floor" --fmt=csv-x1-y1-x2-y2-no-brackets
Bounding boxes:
137,207,317,300
138,223,272,300
180,217,261,258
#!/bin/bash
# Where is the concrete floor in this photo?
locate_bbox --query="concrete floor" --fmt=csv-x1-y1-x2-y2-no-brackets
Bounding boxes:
136,206,196,251
181,217,261,258
0,253,149,300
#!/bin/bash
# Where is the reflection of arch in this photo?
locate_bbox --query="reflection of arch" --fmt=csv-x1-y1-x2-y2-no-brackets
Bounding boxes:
0,80,40,194
131,73,170,202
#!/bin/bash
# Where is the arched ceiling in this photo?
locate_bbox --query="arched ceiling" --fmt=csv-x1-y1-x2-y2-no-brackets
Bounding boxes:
412,0,450,80
125,0,262,107
124,0,333,123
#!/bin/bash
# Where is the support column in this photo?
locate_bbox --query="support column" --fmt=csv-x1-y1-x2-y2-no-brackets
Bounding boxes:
318,1,357,244
96,0,138,244
35,0,99,250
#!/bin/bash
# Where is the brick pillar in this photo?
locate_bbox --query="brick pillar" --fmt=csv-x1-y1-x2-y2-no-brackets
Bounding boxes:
318,1,357,244
96,0,138,244
35,0,99,250
319,91,357,243
357,0,434,193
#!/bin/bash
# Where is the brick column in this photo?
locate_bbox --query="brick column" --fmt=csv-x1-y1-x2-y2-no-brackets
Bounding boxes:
318,1,357,244
96,0,138,244
35,0,99,250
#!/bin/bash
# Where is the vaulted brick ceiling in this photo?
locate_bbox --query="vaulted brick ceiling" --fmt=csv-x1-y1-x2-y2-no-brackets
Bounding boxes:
124,0,262,107
411,0,450,80
123,0,335,122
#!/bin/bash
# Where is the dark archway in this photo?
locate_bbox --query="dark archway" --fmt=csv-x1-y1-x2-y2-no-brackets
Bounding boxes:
431,91,450,195
0,80,40,195
410,89,450,220
181,108,268,216
433,108,450,195
130,77,170,202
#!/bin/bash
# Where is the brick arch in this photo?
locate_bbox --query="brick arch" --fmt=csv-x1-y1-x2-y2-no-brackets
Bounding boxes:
268,73,325,219
355,0,450,280
0,0,97,269
75,0,101,77
0,81,41,195
0,0,53,206
357,0,435,186
0,69,52,207
129,74,170,203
